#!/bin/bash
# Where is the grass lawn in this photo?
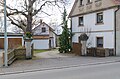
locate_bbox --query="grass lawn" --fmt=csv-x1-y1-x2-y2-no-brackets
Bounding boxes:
34,49,49,54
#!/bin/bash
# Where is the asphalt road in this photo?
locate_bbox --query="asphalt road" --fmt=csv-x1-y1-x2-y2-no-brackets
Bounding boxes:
1,62,120,79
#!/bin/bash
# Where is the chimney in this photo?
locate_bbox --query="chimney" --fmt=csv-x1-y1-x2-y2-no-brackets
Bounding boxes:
40,19,43,24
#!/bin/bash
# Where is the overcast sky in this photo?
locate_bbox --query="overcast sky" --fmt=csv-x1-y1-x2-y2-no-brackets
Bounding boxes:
42,0,74,24
3,0,75,32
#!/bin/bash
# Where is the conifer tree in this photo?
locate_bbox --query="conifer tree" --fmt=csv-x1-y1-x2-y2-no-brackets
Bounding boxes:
59,7,72,53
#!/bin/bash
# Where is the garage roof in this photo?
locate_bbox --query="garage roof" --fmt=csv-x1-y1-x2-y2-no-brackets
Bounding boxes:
0,32,23,37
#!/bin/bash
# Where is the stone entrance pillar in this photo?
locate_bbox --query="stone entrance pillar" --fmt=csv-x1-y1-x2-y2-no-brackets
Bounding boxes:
81,41,87,55
79,33,89,56
25,39,33,59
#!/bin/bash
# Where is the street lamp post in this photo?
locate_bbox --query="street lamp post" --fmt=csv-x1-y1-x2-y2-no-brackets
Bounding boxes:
4,0,8,67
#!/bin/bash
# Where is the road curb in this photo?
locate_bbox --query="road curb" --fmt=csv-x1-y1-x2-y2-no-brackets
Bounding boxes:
0,60,120,75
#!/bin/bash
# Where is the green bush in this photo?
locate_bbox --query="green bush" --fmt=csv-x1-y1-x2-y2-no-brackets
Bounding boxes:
25,32,32,38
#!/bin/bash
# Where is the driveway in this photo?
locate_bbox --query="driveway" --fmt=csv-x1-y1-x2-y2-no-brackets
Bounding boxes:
35,49,75,58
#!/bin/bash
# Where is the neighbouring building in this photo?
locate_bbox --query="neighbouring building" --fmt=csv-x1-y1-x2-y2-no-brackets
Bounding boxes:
53,25,63,47
0,32,24,49
69,0,120,55
32,20,56,49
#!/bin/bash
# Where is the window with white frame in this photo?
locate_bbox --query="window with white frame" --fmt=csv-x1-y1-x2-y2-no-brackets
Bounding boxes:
42,27,46,32
79,16,84,26
97,37,103,47
97,12,103,23
80,0,83,5
87,0,92,3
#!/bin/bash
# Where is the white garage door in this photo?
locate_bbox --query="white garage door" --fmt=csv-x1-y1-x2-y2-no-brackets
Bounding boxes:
33,39,49,49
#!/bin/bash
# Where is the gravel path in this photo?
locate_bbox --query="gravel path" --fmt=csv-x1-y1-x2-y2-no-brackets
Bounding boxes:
35,49,74,58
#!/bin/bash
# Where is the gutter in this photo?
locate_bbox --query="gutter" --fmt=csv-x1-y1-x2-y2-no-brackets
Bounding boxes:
114,5,120,56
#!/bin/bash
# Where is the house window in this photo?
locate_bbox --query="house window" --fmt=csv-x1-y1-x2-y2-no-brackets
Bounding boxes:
87,0,92,3
97,12,103,23
42,27,46,32
79,17,84,26
97,37,103,47
80,0,83,5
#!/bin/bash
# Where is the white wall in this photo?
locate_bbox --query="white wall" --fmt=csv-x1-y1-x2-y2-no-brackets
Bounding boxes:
116,9,120,56
72,33,79,43
72,9,115,33
49,31,56,48
33,24,49,35
87,32,114,48
33,39,49,49
33,23,57,49
72,9,115,48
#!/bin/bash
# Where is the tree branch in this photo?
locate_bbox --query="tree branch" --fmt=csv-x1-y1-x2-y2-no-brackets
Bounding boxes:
8,16,26,32
32,1,53,16
6,5,27,17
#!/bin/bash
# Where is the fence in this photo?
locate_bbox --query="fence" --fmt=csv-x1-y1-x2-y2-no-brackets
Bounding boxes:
72,42,82,56
2,44,34,66
87,48,114,57
2,48,26,65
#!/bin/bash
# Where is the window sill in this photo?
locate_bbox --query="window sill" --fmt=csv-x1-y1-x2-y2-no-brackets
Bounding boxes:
79,5,84,7
95,22,104,25
78,25,84,27
86,2,93,5
95,0,102,2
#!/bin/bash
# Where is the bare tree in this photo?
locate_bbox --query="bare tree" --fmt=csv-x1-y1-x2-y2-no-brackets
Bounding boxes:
0,0,69,59
0,15,3,32
0,26,2,32
0,0,68,33
12,26,23,33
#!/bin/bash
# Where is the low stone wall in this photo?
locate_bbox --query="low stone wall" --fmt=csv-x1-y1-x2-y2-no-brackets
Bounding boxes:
87,48,96,56
96,48,109,57
87,48,114,57
2,44,34,66
14,48,26,59
2,48,26,65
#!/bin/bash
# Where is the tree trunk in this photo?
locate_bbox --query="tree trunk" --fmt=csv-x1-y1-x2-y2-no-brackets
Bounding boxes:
25,0,33,59
26,13,32,33
25,39,32,59
25,15,33,59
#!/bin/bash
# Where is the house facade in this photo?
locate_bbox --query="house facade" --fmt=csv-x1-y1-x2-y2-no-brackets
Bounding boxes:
52,25,63,47
32,21,56,49
69,0,120,55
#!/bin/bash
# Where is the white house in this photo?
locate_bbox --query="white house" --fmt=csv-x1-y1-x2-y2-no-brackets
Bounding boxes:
32,21,56,49
69,0,120,55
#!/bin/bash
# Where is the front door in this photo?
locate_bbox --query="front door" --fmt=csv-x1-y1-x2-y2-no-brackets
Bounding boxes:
49,39,52,48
